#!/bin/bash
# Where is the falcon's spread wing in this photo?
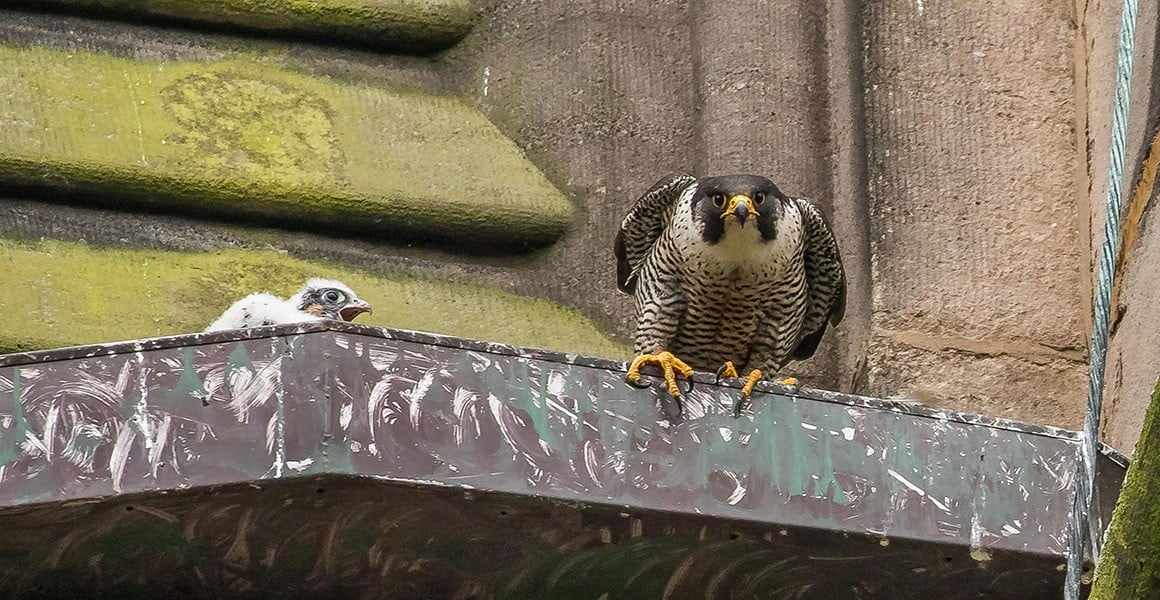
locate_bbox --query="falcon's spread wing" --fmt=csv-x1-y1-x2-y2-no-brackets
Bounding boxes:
790,197,846,360
614,173,698,294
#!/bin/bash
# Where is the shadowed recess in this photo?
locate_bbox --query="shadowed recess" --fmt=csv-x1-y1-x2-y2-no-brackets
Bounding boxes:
7,0,478,53
0,44,573,251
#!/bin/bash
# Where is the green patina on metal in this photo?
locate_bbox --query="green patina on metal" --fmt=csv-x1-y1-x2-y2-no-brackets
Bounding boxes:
0,370,26,468
0,238,629,360
508,361,558,456
30,0,477,52
226,343,256,383
175,347,207,400
0,44,572,249
760,398,812,499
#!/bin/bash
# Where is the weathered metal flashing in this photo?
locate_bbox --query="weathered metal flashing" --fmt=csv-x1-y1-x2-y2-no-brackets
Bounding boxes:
0,323,1127,597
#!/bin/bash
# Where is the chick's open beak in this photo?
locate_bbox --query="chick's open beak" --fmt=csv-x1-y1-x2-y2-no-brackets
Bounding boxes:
339,300,372,322
723,195,759,225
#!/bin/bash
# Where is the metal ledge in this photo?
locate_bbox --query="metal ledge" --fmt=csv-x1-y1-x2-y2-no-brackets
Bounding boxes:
0,323,1127,598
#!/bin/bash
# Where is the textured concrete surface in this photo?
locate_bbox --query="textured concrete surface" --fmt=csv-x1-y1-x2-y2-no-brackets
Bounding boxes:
861,0,1087,425
454,0,699,341
11,0,477,52
1079,0,1160,454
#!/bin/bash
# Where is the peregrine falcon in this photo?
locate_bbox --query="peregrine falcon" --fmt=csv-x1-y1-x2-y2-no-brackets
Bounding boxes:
615,173,845,415
205,278,372,332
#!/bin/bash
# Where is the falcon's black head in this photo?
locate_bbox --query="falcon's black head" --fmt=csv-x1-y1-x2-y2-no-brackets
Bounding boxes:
291,278,373,322
692,174,786,244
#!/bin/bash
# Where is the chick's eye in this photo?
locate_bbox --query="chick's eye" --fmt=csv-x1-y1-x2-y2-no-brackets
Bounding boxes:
754,192,766,205
323,290,344,303
712,193,726,208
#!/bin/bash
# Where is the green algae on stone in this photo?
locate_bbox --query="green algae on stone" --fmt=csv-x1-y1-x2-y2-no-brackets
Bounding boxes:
1090,376,1160,599
22,0,477,53
0,44,573,251
0,238,629,360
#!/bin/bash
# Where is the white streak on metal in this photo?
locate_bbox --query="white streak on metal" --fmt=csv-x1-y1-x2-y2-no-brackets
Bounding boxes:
723,471,747,505
228,359,280,423
339,403,353,431
583,440,602,487
270,338,285,478
367,379,393,440
407,368,438,430
149,415,171,477
547,370,566,397
452,387,480,444
42,404,59,461
109,425,136,493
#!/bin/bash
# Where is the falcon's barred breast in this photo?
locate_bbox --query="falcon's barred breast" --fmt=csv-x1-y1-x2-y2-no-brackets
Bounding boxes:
615,173,845,409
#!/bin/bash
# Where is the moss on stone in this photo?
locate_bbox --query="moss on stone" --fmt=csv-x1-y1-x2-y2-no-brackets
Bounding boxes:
0,45,572,250
1090,377,1160,598
0,238,630,360
25,0,477,52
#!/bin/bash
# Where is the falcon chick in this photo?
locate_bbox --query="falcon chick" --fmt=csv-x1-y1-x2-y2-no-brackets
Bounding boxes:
205,278,372,332
615,173,845,416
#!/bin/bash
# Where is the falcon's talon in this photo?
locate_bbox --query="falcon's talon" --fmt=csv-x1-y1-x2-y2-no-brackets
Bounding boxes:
626,351,694,398
776,376,799,387
729,367,763,418
740,369,763,398
715,361,740,383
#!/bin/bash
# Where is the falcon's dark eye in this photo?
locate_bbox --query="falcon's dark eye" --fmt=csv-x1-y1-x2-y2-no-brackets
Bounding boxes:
754,192,766,205
323,290,344,304
712,193,726,208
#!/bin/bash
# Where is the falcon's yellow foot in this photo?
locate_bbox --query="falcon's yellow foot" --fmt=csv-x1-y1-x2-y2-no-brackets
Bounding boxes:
715,364,799,417
627,351,695,398
713,362,765,418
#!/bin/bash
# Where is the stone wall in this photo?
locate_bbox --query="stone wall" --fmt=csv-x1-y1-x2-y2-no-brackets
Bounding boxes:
1079,0,1160,455
1,0,1156,450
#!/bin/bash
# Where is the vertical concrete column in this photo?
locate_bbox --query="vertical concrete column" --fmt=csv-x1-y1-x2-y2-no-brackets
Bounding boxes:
861,0,1087,426
1086,0,1160,452
466,0,699,334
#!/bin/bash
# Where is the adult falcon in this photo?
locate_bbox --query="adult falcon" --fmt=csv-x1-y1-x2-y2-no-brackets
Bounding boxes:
615,173,845,416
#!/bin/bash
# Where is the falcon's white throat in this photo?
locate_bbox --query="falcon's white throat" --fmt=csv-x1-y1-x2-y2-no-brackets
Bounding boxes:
710,218,768,266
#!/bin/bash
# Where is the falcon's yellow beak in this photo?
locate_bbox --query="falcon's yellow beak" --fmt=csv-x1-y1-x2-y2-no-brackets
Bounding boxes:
722,195,759,225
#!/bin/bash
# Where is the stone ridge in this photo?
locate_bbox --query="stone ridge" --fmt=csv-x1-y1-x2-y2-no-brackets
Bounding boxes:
17,0,477,53
0,44,573,251
0,237,629,358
